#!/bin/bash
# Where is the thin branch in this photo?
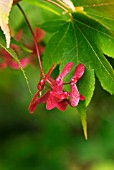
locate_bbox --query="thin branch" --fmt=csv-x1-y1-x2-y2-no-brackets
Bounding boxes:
17,3,44,77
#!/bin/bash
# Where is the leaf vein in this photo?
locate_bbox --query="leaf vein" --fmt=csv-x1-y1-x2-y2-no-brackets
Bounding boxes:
74,23,114,81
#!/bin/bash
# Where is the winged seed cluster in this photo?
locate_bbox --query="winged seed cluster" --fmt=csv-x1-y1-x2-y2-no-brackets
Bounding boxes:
29,62,85,113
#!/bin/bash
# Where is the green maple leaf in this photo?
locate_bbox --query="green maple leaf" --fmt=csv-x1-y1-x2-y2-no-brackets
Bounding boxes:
41,7,114,138
41,13,114,95
73,0,114,18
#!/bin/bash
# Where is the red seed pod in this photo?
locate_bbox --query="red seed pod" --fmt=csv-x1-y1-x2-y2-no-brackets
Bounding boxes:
70,64,85,107
28,62,85,113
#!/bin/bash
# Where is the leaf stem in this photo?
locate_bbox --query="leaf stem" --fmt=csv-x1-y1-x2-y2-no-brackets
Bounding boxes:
44,0,68,13
56,0,70,10
17,3,44,77
44,0,72,19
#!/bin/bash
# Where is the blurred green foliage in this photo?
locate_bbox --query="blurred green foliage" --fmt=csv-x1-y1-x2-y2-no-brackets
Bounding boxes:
0,1,114,170
0,65,114,170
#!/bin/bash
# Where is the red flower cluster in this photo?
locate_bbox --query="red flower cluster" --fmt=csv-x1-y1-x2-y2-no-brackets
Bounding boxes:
29,62,85,113
0,28,45,70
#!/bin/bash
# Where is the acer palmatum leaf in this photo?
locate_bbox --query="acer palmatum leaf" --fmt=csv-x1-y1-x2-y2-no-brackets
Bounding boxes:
0,0,13,48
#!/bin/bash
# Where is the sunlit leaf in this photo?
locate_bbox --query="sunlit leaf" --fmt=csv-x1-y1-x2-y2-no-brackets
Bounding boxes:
73,0,114,31
0,0,13,48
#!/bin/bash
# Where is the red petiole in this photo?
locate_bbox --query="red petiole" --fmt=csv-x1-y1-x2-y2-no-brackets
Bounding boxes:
17,3,44,78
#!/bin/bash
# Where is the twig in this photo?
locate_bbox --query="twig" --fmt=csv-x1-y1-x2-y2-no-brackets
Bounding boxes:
17,3,44,77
